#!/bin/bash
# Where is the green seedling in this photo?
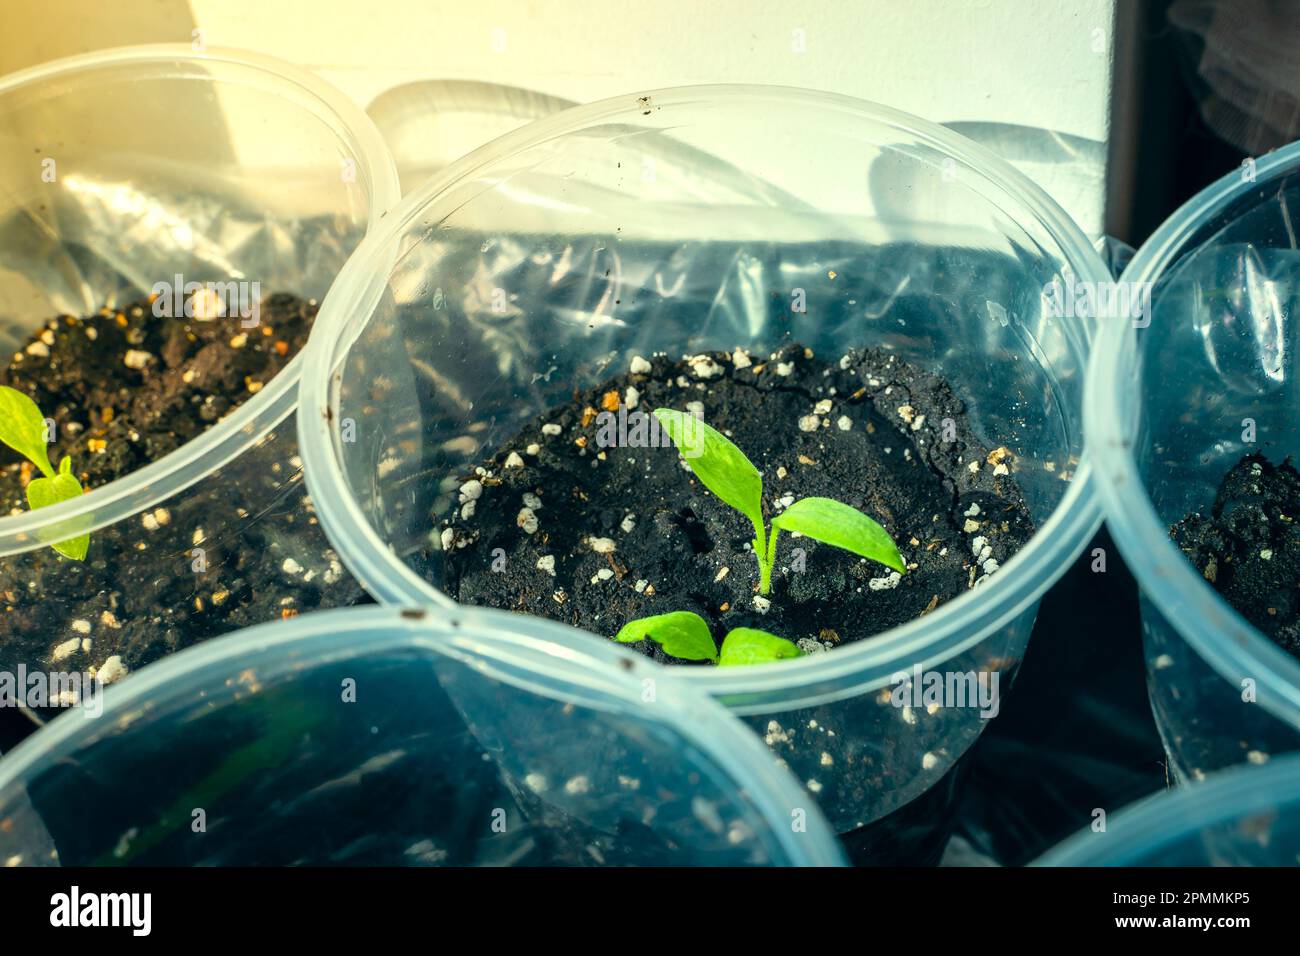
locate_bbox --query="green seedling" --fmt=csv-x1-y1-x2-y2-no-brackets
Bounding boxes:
614,611,802,667
652,407,903,594
0,385,89,560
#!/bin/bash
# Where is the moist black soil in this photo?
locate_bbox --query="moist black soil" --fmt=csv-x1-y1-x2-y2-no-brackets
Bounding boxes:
1171,453,1300,657
3,294,305,485
0,294,364,694
441,343,1035,659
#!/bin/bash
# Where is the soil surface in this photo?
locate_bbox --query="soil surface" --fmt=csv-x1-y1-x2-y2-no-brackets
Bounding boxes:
2,294,305,486
1171,453,1300,657
439,343,1036,659
0,294,364,694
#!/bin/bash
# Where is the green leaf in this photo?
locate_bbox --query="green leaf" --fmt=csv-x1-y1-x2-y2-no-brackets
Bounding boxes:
771,496,905,573
652,408,764,534
0,385,55,477
614,611,718,662
718,628,804,667
26,458,89,560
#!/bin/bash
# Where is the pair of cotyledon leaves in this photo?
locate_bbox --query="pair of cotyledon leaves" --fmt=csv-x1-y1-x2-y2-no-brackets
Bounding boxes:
615,611,802,666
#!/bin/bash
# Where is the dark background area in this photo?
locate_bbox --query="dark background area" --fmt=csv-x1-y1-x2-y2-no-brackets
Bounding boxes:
1122,0,1250,243
955,528,1165,864
955,0,1254,865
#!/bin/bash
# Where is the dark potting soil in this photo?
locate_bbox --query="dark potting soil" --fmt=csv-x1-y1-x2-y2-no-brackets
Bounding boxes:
1171,453,1300,657
0,294,364,692
3,294,305,484
440,343,1035,658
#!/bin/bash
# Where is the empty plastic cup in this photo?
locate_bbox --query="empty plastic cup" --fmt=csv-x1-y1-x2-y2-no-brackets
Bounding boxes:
0,605,844,866
1087,142,1300,782
297,85,1107,832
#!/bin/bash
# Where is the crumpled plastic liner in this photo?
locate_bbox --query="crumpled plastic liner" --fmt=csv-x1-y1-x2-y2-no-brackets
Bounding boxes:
0,155,365,349
418,235,1034,371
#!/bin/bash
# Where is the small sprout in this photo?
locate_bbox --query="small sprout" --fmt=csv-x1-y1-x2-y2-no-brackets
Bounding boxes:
652,407,902,594
614,611,718,663
0,386,89,559
614,611,804,668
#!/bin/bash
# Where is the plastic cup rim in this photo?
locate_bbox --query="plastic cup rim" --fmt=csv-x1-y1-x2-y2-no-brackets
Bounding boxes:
1035,751,1300,865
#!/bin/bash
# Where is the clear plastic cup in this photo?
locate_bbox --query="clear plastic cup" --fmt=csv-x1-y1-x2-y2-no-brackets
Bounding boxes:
1036,753,1300,866
0,46,400,693
1086,142,1300,783
298,85,1107,832
0,605,844,866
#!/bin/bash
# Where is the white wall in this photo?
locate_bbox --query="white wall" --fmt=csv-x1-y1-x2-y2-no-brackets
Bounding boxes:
188,1,1115,142
0,0,1118,235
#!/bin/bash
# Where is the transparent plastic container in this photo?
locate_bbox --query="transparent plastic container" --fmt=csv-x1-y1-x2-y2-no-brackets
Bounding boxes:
0,46,400,695
1036,753,1300,866
297,86,1107,832
1086,142,1300,783
0,605,844,866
